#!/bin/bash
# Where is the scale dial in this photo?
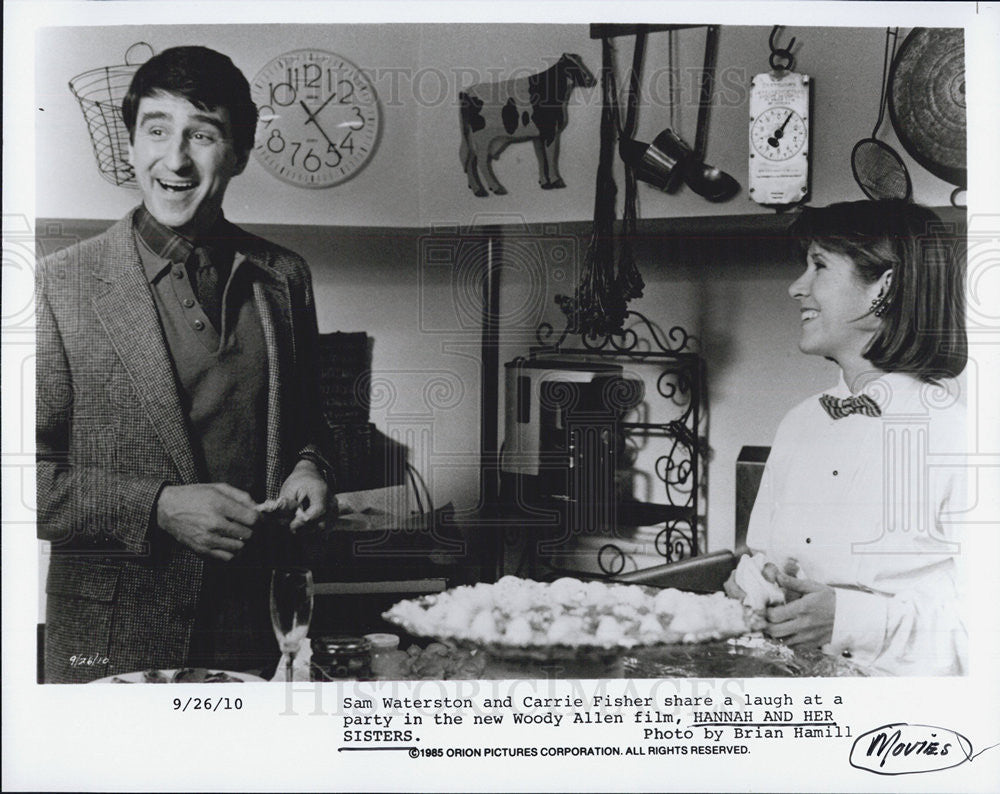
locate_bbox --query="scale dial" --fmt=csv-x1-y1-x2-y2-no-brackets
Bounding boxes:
750,107,807,161
748,71,811,205
250,49,380,188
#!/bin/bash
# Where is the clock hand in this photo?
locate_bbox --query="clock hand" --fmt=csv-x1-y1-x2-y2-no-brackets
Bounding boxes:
298,99,337,150
301,92,338,122
767,112,794,148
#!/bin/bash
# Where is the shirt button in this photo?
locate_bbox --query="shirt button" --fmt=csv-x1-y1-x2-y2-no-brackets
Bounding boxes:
805,538,812,544
183,298,195,308
832,470,839,476
193,319,205,331
173,267,184,279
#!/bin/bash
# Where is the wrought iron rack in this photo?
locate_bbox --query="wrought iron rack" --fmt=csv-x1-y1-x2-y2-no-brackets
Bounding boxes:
508,310,705,579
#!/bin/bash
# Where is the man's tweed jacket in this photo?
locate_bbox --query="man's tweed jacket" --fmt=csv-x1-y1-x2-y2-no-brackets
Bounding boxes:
37,208,329,683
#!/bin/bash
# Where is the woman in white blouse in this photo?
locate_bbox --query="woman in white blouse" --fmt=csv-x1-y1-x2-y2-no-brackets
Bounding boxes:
727,200,968,675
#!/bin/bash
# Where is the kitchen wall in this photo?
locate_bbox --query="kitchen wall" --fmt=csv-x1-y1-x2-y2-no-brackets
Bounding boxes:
35,23,965,552
37,23,959,224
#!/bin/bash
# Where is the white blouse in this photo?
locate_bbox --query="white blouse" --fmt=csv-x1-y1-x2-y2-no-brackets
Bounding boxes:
747,371,968,675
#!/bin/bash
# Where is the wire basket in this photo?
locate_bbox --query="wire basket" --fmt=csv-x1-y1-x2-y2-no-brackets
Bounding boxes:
68,43,154,188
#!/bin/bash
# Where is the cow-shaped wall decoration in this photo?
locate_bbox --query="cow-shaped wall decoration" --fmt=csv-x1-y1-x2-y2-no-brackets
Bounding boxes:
459,53,596,197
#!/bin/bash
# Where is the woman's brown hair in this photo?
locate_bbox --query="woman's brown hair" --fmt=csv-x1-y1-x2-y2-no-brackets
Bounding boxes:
788,200,966,381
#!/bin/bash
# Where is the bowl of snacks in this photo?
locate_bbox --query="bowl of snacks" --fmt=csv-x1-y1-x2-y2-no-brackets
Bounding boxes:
382,575,768,677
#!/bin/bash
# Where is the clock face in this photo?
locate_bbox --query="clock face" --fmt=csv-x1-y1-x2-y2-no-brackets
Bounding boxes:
250,49,380,188
750,107,807,161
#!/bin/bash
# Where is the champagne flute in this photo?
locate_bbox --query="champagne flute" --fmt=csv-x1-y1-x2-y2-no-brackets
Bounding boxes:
269,567,314,681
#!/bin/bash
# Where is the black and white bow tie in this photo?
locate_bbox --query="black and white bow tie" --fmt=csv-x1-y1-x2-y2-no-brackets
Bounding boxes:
819,393,882,419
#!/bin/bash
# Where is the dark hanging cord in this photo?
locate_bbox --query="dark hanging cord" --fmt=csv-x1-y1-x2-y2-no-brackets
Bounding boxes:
406,462,425,515
557,34,648,335
593,36,627,333
622,31,646,138
556,36,623,337
413,464,435,516
614,32,646,303
606,40,625,136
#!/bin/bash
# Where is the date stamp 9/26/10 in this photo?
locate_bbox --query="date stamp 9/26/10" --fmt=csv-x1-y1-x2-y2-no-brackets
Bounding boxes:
69,653,110,668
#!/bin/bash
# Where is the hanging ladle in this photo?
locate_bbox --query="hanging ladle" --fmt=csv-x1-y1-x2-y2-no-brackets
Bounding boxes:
684,25,739,201
619,25,738,202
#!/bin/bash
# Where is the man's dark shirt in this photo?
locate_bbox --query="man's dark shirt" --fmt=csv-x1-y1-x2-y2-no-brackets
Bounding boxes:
134,206,276,669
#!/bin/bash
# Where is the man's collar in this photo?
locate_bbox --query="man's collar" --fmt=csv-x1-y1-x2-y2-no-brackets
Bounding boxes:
132,206,269,284
133,204,196,266
134,229,176,283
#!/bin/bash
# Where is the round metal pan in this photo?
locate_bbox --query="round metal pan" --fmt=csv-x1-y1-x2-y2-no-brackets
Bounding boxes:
888,27,966,188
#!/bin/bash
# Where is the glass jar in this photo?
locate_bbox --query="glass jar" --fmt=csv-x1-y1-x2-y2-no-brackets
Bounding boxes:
364,633,400,678
311,636,372,680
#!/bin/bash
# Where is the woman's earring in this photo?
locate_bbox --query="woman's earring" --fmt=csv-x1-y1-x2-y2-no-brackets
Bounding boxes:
870,294,889,318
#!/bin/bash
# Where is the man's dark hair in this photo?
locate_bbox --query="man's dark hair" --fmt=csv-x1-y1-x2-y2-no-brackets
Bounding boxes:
122,46,257,158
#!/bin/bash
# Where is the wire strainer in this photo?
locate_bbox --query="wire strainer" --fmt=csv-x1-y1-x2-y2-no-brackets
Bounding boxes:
851,28,912,201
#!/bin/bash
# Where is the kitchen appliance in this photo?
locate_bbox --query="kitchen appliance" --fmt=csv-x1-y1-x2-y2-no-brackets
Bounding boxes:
500,358,643,530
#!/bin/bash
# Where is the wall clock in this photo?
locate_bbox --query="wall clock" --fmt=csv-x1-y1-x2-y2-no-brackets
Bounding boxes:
748,70,810,205
250,49,381,188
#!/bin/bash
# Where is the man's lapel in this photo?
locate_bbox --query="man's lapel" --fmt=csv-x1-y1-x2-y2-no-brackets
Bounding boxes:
90,212,199,484
245,249,295,498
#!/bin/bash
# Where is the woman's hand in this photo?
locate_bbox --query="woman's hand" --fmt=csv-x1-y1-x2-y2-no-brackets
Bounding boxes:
722,557,781,602
764,573,836,647
722,568,747,601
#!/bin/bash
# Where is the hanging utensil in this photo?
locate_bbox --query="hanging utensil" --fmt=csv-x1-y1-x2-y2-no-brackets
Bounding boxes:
685,25,739,202
851,28,912,201
619,26,738,202
618,28,685,193
888,27,966,197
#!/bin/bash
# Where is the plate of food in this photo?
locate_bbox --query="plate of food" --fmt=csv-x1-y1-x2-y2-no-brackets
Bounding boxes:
91,668,265,684
369,642,490,680
623,634,872,678
382,575,766,664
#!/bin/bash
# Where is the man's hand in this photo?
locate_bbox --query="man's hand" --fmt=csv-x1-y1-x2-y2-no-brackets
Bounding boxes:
278,458,335,531
764,573,836,647
156,483,261,561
